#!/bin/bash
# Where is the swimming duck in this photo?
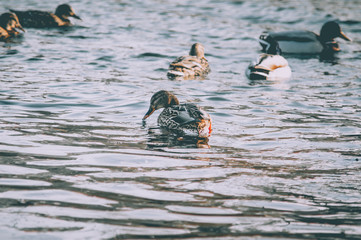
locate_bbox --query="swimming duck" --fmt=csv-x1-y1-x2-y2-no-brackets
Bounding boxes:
0,12,25,41
246,36,291,80
143,90,212,138
10,4,81,28
167,43,210,80
259,21,351,54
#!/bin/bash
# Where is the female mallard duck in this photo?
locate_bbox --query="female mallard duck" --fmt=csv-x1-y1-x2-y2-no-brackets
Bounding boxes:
10,4,81,28
259,21,351,54
246,36,291,80
143,90,212,138
167,43,210,80
0,12,25,41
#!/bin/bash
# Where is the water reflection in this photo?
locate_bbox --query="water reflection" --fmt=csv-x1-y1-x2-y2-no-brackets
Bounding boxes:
319,49,339,63
145,127,210,149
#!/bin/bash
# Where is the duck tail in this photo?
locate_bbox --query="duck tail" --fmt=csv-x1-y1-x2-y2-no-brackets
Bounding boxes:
247,65,269,80
167,70,185,80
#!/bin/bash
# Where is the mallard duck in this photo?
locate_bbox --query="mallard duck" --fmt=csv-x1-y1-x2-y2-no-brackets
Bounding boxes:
259,21,351,54
167,43,210,80
246,36,291,80
10,4,81,28
143,90,212,138
0,12,25,41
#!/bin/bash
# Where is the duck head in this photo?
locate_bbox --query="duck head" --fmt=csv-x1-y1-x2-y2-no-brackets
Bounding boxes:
259,35,282,55
55,4,81,20
320,21,351,42
189,43,205,58
0,12,25,33
143,90,180,120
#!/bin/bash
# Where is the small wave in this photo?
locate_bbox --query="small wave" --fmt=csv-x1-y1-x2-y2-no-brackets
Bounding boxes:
135,52,170,58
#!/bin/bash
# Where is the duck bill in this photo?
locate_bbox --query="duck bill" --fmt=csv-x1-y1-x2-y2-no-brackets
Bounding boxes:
143,107,155,120
339,31,351,41
17,25,25,32
72,14,82,20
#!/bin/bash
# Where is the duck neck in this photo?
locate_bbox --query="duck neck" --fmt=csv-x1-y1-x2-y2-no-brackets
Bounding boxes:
189,44,205,58
267,45,281,55
319,34,333,44
55,8,70,22
168,97,179,106
319,27,335,43
57,14,70,22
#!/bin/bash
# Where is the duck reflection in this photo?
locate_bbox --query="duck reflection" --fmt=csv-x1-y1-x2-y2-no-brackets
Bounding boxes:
144,126,210,149
248,76,290,90
319,48,340,64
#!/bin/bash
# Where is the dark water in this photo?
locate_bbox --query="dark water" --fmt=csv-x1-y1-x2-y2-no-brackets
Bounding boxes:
1,0,361,239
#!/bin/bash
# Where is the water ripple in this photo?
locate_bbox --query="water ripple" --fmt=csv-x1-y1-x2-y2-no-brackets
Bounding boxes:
0,0,360,239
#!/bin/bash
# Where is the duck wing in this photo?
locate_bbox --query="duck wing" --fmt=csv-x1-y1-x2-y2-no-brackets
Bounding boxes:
167,55,210,79
246,54,291,80
158,104,211,137
10,9,62,28
260,31,323,54
158,104,197,128
267,31,318,42
184,103,211,121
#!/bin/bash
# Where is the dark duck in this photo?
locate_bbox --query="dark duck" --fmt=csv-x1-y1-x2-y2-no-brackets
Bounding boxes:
0,12,25,41
259,21,351,54
10,4,81,28
143,90,212,138
246,36,291,80
167,43,210,80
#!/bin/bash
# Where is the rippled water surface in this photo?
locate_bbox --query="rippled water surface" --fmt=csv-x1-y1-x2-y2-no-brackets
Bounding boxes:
1,0,361,239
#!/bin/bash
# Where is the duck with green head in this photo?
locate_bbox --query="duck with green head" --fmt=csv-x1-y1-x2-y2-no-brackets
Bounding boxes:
259,21,351,54
143,90,212,138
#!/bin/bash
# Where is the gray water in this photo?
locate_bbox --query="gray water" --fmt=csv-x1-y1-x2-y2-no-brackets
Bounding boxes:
1,0,361,239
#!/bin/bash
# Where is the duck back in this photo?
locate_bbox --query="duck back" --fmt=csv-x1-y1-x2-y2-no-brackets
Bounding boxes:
167,56,210,80
246,54,291,80
261,31,323,54
10,10,63,28
158,104,211,137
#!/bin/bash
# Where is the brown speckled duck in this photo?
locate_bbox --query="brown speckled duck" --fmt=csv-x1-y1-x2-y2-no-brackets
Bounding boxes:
167,43,210,80
143,90,212,138
0,12,25,41
10,4,81,28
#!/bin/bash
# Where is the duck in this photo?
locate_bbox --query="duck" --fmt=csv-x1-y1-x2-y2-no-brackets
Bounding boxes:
0,12,25,41
259,21,351,54
246,36,291,80
167,43,210,80
143,90,212,138
10,4,81,28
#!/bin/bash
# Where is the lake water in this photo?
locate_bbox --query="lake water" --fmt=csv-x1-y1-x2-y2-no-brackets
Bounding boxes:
1,0,361,239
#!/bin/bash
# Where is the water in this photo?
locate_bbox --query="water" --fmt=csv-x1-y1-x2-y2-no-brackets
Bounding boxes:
1,0,361,239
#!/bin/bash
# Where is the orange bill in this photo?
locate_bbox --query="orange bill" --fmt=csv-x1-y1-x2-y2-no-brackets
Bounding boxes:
339,31,351,41
143,107,155,120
